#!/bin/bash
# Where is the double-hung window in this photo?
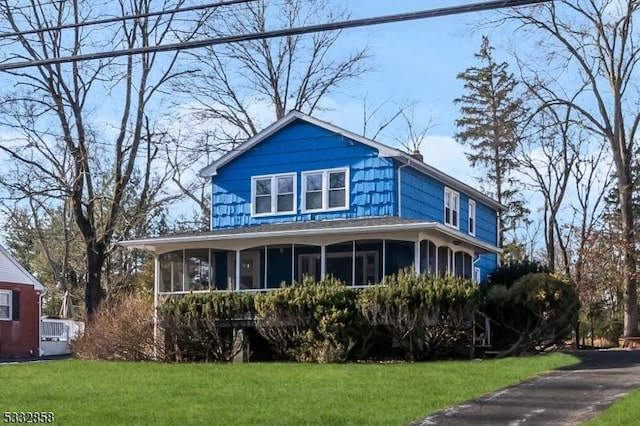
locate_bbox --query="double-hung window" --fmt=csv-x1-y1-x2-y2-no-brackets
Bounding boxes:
444,187,460,228
468,200,476,236
0,290,11,320
252,173,296,216
302,168,349,212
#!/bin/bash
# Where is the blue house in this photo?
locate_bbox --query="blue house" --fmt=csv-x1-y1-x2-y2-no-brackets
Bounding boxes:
122,111,502,296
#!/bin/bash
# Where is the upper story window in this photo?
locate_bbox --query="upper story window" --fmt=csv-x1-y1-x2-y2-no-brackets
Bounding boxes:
302,168,349,212
252,173,296,216
468,199,476,236
444,187,459,228
0,290,11,320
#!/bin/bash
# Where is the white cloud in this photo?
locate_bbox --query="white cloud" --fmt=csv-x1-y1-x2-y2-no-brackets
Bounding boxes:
419,135,479,187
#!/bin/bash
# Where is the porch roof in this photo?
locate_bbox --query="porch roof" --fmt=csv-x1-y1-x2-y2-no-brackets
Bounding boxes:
120,216,501,254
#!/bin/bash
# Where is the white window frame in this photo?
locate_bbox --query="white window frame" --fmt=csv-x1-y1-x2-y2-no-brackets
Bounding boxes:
444,187,460,229
468,199,476,236
473,267,482,284
302,167,350,213
0,290,11,321
251,173,297,217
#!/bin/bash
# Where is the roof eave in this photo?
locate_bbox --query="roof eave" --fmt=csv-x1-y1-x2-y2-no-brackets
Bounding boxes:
120,221,502,255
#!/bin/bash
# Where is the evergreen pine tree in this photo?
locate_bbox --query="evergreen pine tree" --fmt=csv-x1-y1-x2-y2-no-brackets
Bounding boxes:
454,36,528,260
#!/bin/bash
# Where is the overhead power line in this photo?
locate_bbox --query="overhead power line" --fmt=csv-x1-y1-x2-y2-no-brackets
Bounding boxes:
0,0,257,38
0,0,551,72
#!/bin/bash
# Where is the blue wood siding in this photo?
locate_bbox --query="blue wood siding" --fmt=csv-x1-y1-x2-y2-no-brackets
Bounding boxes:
211,120,396,229
398,166,442,221
475,201,497,246
398,162,498,281
476,254,497,283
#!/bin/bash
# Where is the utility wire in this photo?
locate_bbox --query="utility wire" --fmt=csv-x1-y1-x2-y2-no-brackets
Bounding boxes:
0,0,551,72
0,0,257,38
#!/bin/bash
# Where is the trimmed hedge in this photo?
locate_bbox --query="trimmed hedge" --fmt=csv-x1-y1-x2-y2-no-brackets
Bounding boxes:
160,291,254,362
359,270,479,360
159,272,479,363
254,276,369,363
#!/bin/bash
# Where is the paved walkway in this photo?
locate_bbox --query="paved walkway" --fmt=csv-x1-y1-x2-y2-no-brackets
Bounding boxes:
417,350,640,425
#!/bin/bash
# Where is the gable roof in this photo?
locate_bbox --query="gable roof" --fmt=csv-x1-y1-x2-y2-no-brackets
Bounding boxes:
0,244,46,291
198,110,504,211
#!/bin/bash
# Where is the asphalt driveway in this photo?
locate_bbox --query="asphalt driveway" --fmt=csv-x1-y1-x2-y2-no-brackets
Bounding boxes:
417,350,640,425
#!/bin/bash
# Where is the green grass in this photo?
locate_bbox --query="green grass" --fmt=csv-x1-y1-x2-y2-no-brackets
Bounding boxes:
0,354,577,426
586,388,640,425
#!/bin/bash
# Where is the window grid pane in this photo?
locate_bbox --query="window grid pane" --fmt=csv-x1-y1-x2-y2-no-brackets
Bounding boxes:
306,191,322,210
329,171,345,189
277,194,294,212
255,179,272,196
277,176,293,194
255,196,271,214
328,189,346,208
306,174,323,191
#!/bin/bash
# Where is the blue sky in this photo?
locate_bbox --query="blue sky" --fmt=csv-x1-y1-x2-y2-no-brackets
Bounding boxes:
315,1,512,186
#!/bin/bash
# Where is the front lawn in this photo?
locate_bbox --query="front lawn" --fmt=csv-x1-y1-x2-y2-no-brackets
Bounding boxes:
0,354,577,425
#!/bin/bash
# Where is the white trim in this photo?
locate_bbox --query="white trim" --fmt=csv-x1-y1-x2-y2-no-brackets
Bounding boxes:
235,250,241,291
473,267,482,284
351,241,356,286
291,244,295,284
0,245,46,291
264,245,268,289
251,172,297,217
153,254,160,359
468,199,476,236
0,289,11,321
320,245,327,278
301,167,350,213
382,239,386,277
444,187,460,229
122,221,502,255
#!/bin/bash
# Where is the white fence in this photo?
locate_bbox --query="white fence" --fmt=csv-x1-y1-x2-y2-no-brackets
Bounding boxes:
40,318,84,356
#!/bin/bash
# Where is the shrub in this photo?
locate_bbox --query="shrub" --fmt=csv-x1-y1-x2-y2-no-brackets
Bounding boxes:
486,260,550,287
359,270,479,360
70,294,154,361
484,272,580,356
159,291,255,362
254,277,369,363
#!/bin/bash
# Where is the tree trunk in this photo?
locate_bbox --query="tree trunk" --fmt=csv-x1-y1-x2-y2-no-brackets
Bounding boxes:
620,182,638,337
85,240,105,321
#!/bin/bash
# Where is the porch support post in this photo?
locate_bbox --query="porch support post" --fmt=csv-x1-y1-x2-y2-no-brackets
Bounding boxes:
382,239,386,278
264,245,268,290
235,249,241,291
153,253,160,360
352,240,356,286
414,239,420,275
320,245,326,279
291,244,295,284
435,244,439,276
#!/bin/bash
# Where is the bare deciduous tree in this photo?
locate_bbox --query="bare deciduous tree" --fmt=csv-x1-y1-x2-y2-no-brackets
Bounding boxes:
168,0,369,228
0,0,207,319
504,0,640,337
